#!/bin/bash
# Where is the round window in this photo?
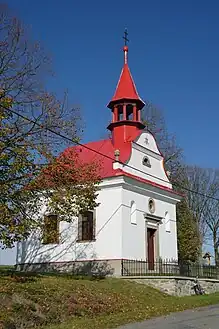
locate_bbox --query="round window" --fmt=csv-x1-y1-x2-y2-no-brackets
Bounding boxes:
148,199,155,213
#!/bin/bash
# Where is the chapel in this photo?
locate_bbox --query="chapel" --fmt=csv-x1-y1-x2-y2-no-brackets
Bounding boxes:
16,37,181,275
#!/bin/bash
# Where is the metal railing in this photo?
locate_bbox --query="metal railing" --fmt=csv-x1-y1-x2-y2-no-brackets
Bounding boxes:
121,258,219,279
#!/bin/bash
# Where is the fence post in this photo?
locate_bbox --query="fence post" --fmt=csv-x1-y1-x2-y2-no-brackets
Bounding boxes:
121,259,123,276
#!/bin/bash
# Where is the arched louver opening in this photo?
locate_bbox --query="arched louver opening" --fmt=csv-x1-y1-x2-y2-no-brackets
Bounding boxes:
164,211,171,232
130,201,137,224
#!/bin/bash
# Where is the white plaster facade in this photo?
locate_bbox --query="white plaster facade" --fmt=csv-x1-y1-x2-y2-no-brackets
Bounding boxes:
16,130,181,273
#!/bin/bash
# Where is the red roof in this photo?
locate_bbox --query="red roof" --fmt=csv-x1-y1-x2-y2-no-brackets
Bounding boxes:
62,139,131,179
107,46,145,109
112,63,140,102
62,138,180,197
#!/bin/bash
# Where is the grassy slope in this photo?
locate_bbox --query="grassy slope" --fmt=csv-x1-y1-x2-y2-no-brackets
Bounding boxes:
0,272,219,329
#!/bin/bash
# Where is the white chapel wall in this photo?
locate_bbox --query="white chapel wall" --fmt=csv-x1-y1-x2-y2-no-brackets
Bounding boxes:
17,184,123,264
121,186,178,261
158,201,178,260
121,188,146,260
94,185,123,259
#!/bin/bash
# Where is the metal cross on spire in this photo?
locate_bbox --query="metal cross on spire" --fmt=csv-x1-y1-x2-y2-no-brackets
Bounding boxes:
123,28,129,46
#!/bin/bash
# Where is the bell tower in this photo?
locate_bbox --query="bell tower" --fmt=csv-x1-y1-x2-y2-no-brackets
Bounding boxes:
107,30,145,149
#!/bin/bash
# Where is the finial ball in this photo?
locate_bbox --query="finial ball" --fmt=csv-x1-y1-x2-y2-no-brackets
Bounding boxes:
123,46,128,52
114,149,120,157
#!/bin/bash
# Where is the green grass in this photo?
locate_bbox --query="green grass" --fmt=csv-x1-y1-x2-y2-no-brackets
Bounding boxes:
0,265,14,271
0,272,219,329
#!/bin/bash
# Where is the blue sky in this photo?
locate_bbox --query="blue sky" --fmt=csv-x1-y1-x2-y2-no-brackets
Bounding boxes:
6,0,219,168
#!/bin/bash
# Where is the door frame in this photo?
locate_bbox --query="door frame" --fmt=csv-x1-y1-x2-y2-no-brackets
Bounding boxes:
147,227,156,270
145,213,162,270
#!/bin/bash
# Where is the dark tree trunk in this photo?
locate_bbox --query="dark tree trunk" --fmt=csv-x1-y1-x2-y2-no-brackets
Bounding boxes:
213,230,219,267
214,246,219,267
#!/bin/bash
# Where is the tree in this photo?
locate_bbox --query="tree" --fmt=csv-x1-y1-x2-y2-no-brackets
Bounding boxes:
204,198,219,266
0,97,37,247
177,166,219,263
195,169,219,266
174,166,201,263
184,167,219,244
176,199,200,263
31,147,101,222
0,5,100,248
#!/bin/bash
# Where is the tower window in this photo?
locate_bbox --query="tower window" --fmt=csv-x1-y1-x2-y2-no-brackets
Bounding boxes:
77,211,96,242
142,156,151,168
118,112,123,121
126,104,133,120
42,214,59,244
118,105,123,121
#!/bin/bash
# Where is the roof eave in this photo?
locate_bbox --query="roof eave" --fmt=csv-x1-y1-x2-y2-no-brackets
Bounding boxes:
107,97,145,110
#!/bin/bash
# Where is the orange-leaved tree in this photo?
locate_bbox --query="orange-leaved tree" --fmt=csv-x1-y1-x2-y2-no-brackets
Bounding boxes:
31,147,101,222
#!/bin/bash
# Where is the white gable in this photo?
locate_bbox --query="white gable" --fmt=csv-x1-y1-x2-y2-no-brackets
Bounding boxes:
123,131,172,189
135,131,161,155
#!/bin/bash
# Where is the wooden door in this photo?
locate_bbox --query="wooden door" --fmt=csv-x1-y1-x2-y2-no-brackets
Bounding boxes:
147,228,156,270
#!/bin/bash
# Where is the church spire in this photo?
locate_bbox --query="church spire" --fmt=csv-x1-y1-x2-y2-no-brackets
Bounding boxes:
107,30,145,110
107,31,145,147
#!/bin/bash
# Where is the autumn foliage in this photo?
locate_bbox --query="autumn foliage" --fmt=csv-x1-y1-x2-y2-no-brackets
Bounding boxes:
31,148,101,220
36,148,101,188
